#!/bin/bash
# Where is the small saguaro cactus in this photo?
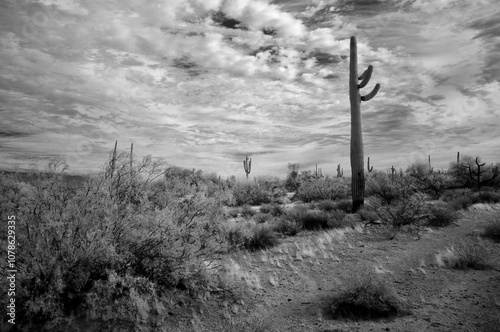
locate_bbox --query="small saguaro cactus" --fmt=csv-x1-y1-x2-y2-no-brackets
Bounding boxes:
428,155,433,174
391,165,395,182
367,157,373,173
243,155,252,180
108,140,118,179
337,164,344,178
349,36,381,212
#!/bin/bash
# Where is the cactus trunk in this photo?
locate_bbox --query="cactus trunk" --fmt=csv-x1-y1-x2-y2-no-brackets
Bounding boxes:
349,36,380,212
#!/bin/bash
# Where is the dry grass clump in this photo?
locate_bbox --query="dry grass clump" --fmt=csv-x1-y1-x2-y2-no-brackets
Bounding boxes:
245,224,280,252
481,210,500,243
435,242,490,270
331,274,407,320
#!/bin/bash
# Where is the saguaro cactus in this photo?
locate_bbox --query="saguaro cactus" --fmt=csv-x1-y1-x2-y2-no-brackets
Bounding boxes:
367,157,373,173
108,140,117,179
243,155,252,180
337,164,344,178
349,36,381,212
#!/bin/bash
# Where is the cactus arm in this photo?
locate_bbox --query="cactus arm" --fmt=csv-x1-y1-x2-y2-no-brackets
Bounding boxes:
360,83,381,101
358,65,373,89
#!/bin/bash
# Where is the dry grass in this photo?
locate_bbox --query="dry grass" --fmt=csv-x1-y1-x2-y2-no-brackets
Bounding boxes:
435,241,490,270
331,273,408,320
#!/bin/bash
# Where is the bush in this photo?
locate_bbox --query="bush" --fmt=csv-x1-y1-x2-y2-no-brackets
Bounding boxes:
254,212,272,224
441,189,474,210
474,191,500,204
295,176,349,203
333,199,353,213
0,157,229,329
427,202,459,227
272,217,302,236
241,204,256,217
316,199,337,211
259,203,284,216
326,210,349,229
299,210,331,230
482,211,500,242
231,182,272,206
245,225,279,251
435,242,490,270
356,207,379,223
366,171,416,205
367,193,429,239
331,274,406,320
226,207,240,218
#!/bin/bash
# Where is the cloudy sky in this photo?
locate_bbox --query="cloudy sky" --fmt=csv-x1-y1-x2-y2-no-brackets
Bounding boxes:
0,0,499,177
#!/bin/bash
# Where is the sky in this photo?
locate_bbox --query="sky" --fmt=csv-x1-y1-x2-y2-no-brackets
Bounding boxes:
0,0,499,178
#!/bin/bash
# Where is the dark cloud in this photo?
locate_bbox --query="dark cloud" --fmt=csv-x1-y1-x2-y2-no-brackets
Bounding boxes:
0,130,29,138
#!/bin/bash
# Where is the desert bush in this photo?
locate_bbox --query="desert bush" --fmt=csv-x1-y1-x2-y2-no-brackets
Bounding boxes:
259,202,284,216
316,199,337,211
356,206,379,223
299,210,331,230
241,204,256,217
245,225,279,251
295,176,349,203
226,207,240,218
331,274,406,320
366,171,416,205
441,189,474,210
435,242,490,270
272,217,303,236
0,156,229,329
326,210,349,229
367,193,430,239
232,181,271,206
482,211,500,242
254,212,272,224
474,191,500,204
427,201,459,227
333,199,353,213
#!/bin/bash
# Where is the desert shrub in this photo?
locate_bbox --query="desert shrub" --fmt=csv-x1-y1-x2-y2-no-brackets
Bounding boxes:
0,157,229,329
333,199,353,213
473,191,500,204
435,242,490,270
366,171,416,205
427,201,459,227
226,207,240,218
241,204,256,217
482,211,500,242
331,274,406,320
272,217,303,236
299,210,331,230
245,225,279,251
441,189,474,210
259,203,284,216
326,210,349,229
232,182,271,206
316,199,337,211
367,193,429,239
356,206,379,223
226,227,251,251
295,176,349,203
254,212,272,224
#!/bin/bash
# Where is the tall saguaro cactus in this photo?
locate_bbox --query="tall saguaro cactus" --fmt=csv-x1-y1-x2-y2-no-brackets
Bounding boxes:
243,155,252,180
349,36,381,212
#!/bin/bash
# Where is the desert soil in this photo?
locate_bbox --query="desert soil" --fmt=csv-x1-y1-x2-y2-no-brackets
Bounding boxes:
165,203,500,332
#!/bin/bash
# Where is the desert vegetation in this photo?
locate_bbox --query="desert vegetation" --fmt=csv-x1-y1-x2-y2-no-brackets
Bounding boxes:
0,149,499,331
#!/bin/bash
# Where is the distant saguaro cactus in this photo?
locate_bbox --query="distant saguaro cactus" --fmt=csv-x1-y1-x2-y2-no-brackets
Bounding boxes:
349,36,381,212
108,140,118,179
243,155,252,180
337,164,343,178
367,157,373,173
